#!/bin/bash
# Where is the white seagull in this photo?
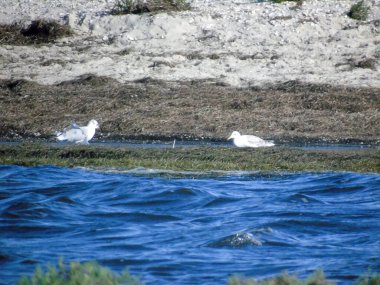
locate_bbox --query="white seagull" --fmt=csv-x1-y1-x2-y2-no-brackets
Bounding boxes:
228,131,275,148
56,119,99,144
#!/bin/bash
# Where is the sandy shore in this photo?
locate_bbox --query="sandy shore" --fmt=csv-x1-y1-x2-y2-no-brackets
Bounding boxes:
0,0,379,142
1,0,379,87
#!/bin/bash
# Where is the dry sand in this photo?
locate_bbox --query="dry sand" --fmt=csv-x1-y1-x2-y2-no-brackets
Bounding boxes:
1,0,379,87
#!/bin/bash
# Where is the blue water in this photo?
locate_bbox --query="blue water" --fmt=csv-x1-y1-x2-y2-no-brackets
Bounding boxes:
0,165,379,284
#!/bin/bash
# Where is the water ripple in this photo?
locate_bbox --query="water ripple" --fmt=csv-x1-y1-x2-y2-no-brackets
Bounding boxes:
0,165,379,285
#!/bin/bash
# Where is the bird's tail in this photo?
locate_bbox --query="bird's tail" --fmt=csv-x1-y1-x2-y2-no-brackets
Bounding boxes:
56,131,66,141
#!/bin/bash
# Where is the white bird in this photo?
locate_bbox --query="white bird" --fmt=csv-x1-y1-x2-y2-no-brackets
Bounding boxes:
228,131,275,148
56,119,99,144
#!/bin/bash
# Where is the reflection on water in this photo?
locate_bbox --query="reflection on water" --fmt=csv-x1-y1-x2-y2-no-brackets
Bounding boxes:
0,165,379,285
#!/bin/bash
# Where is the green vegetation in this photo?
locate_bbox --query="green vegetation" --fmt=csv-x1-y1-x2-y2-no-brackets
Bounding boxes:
348,0,369,21
17,260,380,285
229,270,334,285
0,143,379,173
270,0,303,5
229,271,380,285
18,259,142,285
111,0,190,15
112,0,137,14
354,274,380,285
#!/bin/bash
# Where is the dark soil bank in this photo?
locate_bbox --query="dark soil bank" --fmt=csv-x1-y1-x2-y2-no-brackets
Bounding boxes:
0,76,379,143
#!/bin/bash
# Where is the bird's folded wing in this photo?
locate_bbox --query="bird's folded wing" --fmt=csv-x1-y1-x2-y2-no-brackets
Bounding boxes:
246,135,264,144
66,128,86,141
71,122,80,129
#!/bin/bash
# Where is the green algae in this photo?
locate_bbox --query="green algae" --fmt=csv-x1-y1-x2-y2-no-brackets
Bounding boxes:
0,143,379,173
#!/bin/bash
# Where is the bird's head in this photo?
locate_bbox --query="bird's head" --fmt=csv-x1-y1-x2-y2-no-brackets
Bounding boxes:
89,119,100,129
228,131,241,140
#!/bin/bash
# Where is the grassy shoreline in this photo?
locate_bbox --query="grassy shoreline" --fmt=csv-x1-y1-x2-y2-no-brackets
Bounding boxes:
1,143,379,173
1,79,379,143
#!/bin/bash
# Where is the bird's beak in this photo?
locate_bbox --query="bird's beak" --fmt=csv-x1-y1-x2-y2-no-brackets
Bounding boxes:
227,135,233,140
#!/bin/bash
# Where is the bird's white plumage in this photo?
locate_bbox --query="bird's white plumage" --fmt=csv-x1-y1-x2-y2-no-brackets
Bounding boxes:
56,119,99,144
228,131,274,148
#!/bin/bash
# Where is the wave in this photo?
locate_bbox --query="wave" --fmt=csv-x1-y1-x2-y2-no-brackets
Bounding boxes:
0,165,379,285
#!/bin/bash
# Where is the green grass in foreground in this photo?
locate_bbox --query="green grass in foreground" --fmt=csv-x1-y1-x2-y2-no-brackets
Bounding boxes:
229,271,380,285
17,260,380,285
18,259,142,285
0,143,379,173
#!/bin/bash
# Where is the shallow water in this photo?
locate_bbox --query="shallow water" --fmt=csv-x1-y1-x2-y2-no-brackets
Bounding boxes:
91,140,376,151
0,165,379,284
1,139,377,151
